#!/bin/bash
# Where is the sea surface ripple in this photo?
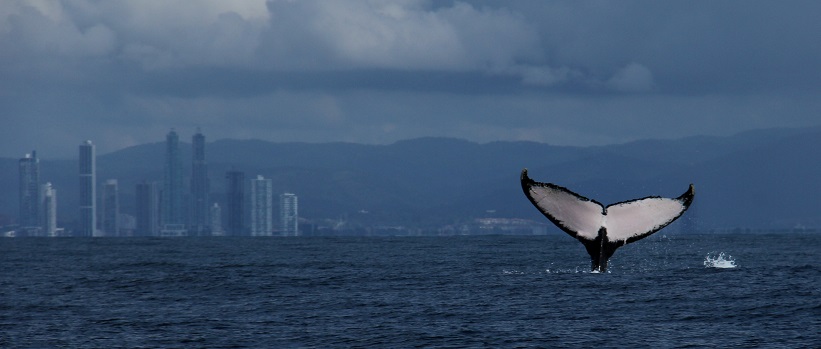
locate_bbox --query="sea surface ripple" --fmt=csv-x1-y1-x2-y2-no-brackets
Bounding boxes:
1,233,819,348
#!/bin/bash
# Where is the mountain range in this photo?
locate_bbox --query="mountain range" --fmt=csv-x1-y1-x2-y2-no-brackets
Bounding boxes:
1,126,819,234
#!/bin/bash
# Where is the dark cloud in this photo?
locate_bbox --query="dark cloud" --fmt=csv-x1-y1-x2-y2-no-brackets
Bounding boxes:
1,0,820,158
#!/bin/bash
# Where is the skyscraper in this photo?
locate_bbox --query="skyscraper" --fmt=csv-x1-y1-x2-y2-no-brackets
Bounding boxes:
250,175,273,236
225,170,245,236
100,179,119,237
210,203,224,236
42,182,57,237
162,129,184,230
189,129,210,235
79,140,96,237
136,181,159,237
19,151,40,234
280,193,298,236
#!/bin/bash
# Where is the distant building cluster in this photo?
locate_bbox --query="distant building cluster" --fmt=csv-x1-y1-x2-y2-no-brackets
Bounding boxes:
4,129,298,237
15,151,64,237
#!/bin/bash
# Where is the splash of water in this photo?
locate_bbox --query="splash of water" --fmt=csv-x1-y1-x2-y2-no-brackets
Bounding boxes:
544,266,606,274
704,252,737,269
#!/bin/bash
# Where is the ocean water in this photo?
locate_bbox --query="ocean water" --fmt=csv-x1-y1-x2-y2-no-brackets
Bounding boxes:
1,233,819,348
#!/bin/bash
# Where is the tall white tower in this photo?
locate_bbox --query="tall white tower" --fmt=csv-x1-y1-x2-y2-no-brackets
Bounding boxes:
42,182,57,237
210,203,224,236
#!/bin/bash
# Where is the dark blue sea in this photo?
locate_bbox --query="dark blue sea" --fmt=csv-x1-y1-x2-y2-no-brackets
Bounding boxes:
2,233,819,348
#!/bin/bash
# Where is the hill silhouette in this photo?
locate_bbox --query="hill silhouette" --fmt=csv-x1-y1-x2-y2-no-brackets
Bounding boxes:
1,126,819,234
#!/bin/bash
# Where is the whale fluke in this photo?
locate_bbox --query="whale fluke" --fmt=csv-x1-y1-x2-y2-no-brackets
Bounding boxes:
521,169,695,272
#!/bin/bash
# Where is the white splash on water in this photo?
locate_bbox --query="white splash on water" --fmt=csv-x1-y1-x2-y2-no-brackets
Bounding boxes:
704,252,737,269
544,266,606,274
504,267,596,274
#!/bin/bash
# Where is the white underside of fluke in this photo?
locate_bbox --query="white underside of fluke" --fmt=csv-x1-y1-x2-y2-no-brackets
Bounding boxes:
522,169,694,244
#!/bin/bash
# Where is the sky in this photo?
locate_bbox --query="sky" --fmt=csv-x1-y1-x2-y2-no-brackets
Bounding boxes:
2,0,820,158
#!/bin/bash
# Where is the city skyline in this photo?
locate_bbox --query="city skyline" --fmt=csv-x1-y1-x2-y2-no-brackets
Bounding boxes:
5,128,300,237
3,124,820,236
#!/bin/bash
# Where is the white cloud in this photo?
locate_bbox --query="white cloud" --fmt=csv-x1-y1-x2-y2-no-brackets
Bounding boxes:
1,0,270,69
261,0,541,71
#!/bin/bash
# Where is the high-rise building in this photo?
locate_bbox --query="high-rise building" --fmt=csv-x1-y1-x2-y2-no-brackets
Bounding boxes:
19,151,41,234
100,179,119,237
41,182,57,237
279,193,298,236
225,170,245,236
79,140,96,237
250,175,273,236
210,203,224,236
162,129,184,230
136,181,160,237
189,129,210,235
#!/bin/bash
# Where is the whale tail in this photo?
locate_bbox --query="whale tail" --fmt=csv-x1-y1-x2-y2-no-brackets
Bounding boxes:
521,169,695,272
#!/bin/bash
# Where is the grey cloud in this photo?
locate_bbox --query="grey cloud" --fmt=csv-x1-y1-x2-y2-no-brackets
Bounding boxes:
1,1,115,65
607,63,654,93
4,1,821,92
2,1,821,158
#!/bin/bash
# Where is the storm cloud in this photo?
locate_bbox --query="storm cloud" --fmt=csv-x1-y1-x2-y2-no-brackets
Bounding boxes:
1,0,820,157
